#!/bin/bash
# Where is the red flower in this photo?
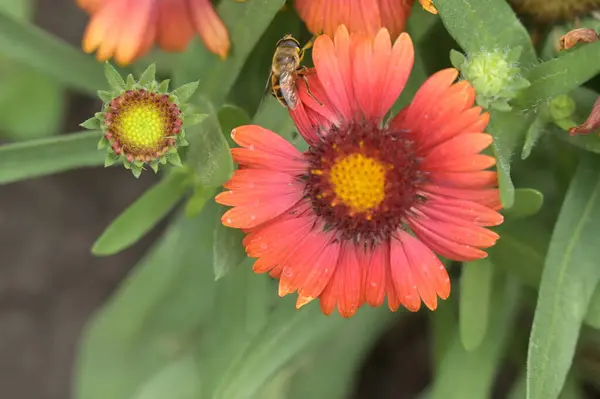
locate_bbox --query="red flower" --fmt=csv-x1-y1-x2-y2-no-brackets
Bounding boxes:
294,0,414,39
216,26,503,318
78,0,230,65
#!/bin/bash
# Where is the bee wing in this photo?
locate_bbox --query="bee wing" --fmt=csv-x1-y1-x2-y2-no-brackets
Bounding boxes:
256,69,275,114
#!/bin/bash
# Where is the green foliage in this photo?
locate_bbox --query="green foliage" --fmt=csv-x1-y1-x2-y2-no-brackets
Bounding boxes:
92,171,193,256
527,153,600,399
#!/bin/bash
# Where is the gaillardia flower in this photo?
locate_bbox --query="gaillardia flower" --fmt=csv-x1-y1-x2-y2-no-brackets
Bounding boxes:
216,26,503,317
81,63,204,178
294,0,423,39
78,0,230,65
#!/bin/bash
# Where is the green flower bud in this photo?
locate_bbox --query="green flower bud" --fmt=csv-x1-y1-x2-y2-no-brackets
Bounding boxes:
450,47,531,112
80,63,205,178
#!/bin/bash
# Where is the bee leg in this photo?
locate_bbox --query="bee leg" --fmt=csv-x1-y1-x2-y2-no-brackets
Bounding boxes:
300,74,324,106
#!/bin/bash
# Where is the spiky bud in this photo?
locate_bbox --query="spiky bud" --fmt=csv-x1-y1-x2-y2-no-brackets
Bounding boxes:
80,63,205,178
450,47,531,112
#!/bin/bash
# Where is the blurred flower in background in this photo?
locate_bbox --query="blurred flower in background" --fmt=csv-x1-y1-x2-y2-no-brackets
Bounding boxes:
217,26,503,318
293,0,416,38
77,0,231,65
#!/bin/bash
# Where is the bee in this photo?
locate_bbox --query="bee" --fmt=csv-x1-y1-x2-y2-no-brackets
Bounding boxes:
267,34,322,110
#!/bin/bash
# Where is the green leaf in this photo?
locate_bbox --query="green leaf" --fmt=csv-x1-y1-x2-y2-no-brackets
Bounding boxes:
527,152,600,399
488,219,548,289
519,40,600,109
0,63,66,140
104,152,120,167
213,205,247,280
487,109,532,208
503,188,544,219
585,289,600,329
0,12,111,94
183,113,207,127
92,172,192,256
80,117,102,130
288,308,395,399
172,81,199,103
128,354,201,399
75,205,220,399
104,62,125,92
434,0,537,67
510,370,585,399
186,97,234,186
173,0,286,107
184,185,215,218
138,63,156,86
0,131,104,184
431,274,520,399
459,258,494,351
166,151,183,167
430,299,457,375
217,104,252,149
210,301,386,399
522,114,546,159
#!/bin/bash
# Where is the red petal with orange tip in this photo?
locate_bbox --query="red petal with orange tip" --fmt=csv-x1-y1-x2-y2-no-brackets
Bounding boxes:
157,0,196,52
189,0,231,60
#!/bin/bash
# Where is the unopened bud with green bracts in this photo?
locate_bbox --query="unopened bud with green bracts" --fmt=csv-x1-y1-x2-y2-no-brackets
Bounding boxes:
80,62,206,178
450,47,531,112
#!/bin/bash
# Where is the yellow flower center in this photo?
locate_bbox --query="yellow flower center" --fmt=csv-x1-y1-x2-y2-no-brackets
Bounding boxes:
328,153,389,213
114,102,167,152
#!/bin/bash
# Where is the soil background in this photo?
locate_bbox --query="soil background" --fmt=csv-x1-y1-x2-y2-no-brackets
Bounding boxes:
0,1,430,398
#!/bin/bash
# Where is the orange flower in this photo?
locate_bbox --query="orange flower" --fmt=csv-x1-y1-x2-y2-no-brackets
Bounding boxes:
78,0,230,65
216,26,502,317
293,0,414,39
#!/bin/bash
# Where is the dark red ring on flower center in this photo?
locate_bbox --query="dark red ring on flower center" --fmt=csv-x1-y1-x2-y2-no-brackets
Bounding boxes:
304,122,425,242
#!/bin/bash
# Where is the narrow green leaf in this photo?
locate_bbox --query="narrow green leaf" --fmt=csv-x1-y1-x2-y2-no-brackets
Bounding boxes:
519,40,600,109
434,0,537,66
104,62,125,91
186,97,234,187
487,109,532,208
459,259,494,351
138,63,156,86
527,153,600,399
585,288,600,329
92,172,192,256
211,302,387,399
522,114,546,159
129,354,201,399
510,370,585,399
213,205,247,280
184,185,215,218
0,131,104,184
0,12,109,94
183,113,207,127
430,299,457,375
503,188,544,219
488,219,548,288
288,308,394,399
431,274,520,399
173,0,286,106
172,81,199,103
